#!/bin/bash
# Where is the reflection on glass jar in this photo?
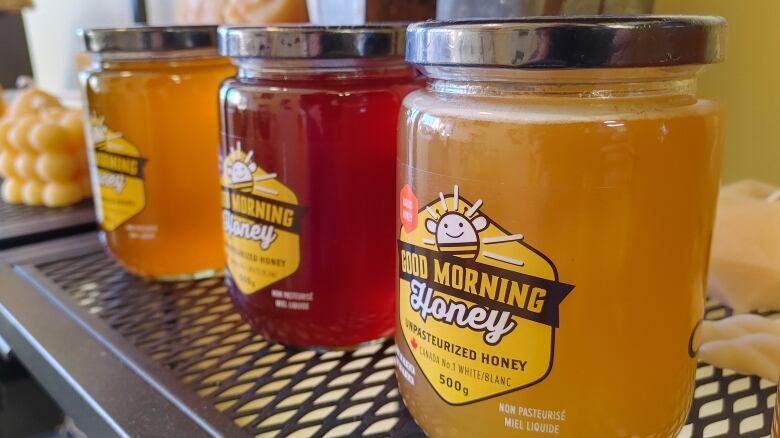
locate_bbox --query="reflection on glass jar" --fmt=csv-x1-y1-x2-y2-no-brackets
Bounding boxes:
218,25,423,348
79,26,234,280
396,17,726,437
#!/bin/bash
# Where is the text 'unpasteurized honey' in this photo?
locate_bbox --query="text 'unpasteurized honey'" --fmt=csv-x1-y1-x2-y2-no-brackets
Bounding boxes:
80,26,234,280
396,17,726,437
218,25,422,348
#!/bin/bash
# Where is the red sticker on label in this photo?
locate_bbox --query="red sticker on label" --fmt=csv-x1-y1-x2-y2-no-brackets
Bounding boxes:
400,184,418,233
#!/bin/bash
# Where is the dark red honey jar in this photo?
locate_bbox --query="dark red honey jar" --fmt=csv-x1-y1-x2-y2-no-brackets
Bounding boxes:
217,24,422,348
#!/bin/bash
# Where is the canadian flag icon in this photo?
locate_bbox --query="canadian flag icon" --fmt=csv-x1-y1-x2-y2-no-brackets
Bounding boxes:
399,185,418,233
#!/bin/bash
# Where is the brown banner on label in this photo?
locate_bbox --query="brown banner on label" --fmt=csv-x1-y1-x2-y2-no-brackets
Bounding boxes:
223,188,307,235
399,241,574,328
94,148,147,179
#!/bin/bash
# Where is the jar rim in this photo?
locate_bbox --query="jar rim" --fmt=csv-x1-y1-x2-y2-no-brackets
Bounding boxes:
79,25,218,54
407,16,726,69
218,23,407,60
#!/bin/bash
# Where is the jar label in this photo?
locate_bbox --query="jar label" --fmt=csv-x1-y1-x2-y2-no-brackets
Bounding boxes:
398,184,574,404
88,116,147,232
221,146,303,294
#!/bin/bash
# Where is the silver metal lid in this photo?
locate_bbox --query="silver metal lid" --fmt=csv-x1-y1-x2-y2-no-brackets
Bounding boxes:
79,25,218,53
407,16,726,68
218,24,407,59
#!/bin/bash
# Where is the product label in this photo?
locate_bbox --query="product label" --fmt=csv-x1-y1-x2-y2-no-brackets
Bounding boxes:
221,145,303,294
89,115,147,232
398,184,574,405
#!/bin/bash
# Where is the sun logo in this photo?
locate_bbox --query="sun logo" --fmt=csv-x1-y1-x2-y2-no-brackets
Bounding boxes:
424,185,488,259
89,114,122,148
423,185,526,267
90,115,108,144
223,143,279,196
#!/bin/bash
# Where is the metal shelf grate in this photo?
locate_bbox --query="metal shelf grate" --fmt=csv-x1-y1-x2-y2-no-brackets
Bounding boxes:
39,250,417,437
0,199,95,249
8,240,780,437
679,303,779,438
0,198,60,222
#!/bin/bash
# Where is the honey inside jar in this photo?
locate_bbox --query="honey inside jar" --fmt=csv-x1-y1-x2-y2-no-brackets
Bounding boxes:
396,17,725,437
218,24,423,348
80,27,234,279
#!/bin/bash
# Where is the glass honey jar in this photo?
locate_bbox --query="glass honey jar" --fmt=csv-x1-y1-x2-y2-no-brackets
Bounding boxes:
218,24,423,348
79,26,234,280
396,17,726,437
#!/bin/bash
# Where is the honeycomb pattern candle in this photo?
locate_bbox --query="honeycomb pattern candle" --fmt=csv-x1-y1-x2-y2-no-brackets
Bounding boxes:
0,88,90,207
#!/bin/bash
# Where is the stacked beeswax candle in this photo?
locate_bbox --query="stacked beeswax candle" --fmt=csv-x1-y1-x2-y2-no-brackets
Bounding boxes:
0,88,90,207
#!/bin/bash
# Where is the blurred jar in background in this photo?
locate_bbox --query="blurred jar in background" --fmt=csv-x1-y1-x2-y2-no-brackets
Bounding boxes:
175,0,309,24
175,0,228,23
80,26,234,280
436,0,652,19
22,0,139,94
306,0,434,24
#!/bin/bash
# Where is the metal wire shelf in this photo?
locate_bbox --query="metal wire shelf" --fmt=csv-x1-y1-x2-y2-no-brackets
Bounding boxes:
0,198,94,249
0,234,776,437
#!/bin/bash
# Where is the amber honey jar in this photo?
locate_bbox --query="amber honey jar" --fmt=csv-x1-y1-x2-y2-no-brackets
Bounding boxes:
79,26,234,280
396,17,726,437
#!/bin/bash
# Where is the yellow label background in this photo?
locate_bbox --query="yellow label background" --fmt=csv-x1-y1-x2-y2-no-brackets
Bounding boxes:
89,121,146,232
222,150,301,294
399,194,559,404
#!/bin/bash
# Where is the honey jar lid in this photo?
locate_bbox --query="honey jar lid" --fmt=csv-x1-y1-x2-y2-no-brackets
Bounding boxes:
79,25,218,55
406,16,726,68
218,24,406,59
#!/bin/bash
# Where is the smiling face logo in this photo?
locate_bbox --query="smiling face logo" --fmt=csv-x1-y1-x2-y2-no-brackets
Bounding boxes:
224,147,259,193
89,115,108,144
425,186,488,259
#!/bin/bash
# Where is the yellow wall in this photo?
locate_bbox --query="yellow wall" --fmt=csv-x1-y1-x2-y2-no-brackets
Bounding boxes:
655,0,780,184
